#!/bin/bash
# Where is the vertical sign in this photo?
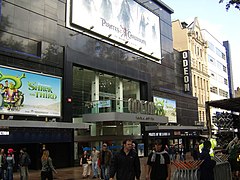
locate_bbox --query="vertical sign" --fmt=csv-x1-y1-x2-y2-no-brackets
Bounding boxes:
182,51,192,92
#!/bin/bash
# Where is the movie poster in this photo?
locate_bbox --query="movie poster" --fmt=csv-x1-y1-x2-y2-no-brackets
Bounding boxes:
0,66,61,117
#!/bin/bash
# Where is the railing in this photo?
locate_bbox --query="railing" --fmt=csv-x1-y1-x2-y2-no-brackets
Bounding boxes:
82,99,156,115
171,160,232,180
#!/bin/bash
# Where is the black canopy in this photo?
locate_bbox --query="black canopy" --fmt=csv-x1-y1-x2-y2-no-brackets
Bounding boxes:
206,97,240,112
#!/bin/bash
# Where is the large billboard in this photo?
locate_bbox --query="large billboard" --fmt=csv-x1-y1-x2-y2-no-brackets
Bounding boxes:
0,66,61,117
153,96,177,123
67,0,161,61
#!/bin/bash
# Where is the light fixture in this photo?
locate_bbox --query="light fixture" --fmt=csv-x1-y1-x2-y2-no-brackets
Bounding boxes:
139,47,142,50
108,34,112,38
90,26,94,30
150,52,154,55
125,41,128,44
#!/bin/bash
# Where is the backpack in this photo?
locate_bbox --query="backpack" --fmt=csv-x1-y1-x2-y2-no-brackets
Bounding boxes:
24,154,31,166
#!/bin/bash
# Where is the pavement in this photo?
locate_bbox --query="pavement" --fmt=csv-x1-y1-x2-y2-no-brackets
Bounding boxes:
13,153,194,180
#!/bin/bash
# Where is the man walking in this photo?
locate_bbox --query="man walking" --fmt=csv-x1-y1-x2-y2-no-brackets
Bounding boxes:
99,143,112,180
110,139,141,180
91,146,99,179
146,140,171,180
19,148,31,180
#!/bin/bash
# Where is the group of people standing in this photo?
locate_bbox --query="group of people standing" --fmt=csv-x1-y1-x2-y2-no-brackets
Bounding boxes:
0,148,30,180
0,147,57,180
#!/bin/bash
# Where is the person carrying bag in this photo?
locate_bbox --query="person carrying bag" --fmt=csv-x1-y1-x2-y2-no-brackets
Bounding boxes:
41,150,57,180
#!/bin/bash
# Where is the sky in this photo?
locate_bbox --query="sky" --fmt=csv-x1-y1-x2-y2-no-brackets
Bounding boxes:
162,0,240,89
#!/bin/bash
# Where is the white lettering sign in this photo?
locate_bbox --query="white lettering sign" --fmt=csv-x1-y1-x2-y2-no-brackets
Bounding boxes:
182,51,190,92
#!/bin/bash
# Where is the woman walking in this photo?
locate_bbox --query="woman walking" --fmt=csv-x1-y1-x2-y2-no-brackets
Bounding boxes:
41,150,57,180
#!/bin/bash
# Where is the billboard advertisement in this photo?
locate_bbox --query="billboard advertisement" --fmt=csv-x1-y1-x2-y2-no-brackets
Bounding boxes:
67,0,161,60
0,66,61,117
153,96,177,123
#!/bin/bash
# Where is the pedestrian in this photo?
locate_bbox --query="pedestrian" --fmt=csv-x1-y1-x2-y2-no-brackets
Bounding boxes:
19,148,31,180
109,139,141,180
199,140,216,180
80,150,91,178
91,147,99,179
146,139,171,180
41,150,57,180
178,143,186,161
168,144,176,161
192,142,200,160
6,148,15,180
0,148,6,180
99,143,112,180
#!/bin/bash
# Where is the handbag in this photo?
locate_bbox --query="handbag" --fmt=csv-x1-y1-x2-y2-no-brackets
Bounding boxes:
87,160,92,165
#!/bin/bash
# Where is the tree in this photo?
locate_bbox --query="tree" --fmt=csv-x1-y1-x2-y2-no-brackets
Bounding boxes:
219,0,240,10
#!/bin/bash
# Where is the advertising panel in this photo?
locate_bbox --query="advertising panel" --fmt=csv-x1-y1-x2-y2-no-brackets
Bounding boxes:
153,96,177,123
0,66,61,117
68,0,161,60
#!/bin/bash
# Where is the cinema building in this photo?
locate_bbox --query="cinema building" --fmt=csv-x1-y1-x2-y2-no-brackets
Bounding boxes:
0,0,203,169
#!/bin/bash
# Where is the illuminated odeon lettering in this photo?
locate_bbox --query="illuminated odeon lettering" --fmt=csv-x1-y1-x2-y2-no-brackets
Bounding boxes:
182,51,190,92
128,98,155,115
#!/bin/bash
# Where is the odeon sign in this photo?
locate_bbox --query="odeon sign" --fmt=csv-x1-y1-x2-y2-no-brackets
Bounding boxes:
127,98,155,115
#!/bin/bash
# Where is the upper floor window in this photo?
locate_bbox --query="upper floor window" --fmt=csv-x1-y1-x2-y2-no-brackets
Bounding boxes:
223,65,227,72
208,41,215,51
216,48,226,60
208,55,215,65
219,89,228,98
224,78,228,85
210,86,218,94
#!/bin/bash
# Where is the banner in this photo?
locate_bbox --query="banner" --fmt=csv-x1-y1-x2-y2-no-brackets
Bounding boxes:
153,96,177,123
68,0,161,60
0,66,61,117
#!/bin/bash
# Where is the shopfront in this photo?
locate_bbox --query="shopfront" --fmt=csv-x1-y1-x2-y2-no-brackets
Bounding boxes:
145,126,205,154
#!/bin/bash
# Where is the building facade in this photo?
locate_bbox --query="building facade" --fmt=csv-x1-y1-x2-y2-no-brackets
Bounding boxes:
172,17,210,125
201,29,230,124
0,0,200,169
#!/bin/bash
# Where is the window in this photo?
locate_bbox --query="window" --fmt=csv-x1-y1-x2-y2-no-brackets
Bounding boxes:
210,86,218,94
209,70,217,80
216,48,225,59
217,61,223,70
208,41,215,51
208,55,215,65
194,75,196,87
219,89,228,98
223,65,227,72
224,78,228,85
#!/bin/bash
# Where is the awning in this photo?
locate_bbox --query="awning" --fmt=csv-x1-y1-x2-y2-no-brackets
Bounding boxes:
206,97,240,112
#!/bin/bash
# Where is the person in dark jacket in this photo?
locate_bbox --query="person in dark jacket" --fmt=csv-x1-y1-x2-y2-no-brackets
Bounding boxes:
199,140,216,180
19,148,30,180
146,140,171,180
99,143,112,180
110,139,141,180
